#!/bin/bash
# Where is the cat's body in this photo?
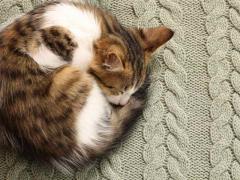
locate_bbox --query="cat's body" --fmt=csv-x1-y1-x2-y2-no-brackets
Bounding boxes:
0,0,173,172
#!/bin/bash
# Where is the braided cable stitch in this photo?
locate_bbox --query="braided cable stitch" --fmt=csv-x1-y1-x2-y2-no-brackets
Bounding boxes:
159,0,189,179
201,0,234,179
76,161,100,180
228,0,240,179
31,162,55,180
134,0,158,28
142,80,167,180
5,151,30,180
0,0,33,25
100,143,122,180
134,0,167,180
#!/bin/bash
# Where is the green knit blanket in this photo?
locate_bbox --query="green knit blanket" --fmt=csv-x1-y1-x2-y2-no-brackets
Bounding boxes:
1,0,240,179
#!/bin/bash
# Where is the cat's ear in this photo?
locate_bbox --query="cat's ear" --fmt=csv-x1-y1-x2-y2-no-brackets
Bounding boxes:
132,26,174,57
104,52,124,72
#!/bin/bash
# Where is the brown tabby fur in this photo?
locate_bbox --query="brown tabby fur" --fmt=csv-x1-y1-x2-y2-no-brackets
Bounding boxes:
0,0,173,172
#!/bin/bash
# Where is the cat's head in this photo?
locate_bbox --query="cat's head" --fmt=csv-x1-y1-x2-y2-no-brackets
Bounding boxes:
89,26,173,106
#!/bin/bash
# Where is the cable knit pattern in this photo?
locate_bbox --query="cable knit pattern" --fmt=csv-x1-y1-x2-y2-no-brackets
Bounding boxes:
31,162,55,180
201,0,234,179
2,0,240,179
142,79,166,180
228,0,240,179
100,143,122,180
159,0,189,179
5,151,29,180
134,1,167,180
76,161,100,180
134,0,158,28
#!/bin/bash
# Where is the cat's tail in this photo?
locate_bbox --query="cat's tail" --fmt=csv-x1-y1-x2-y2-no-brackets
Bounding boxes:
95,78,150,160
110,82,149,140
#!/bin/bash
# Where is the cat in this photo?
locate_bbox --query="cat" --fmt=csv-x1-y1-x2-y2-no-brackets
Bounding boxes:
0,0,173,173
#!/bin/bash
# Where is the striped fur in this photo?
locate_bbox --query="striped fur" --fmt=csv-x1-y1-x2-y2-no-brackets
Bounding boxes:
0,0,173,173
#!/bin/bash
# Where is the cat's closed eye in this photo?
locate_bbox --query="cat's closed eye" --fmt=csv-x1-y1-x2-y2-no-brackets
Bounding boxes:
107,85,114,89
107,85,123,94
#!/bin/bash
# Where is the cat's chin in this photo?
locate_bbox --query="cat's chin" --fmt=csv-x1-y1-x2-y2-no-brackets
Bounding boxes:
108,99,127,107
106,94,131,106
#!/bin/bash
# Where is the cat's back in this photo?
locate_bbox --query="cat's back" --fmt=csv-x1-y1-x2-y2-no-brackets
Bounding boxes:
0,1,105,164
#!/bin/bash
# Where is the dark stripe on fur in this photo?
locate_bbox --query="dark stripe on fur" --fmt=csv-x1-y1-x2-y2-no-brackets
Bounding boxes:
101,13,145,87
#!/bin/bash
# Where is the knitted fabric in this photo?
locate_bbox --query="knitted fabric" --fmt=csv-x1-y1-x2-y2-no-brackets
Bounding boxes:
0,0,240,179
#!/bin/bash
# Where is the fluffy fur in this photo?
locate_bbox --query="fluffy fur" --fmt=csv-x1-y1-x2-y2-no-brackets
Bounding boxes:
0,0,173,173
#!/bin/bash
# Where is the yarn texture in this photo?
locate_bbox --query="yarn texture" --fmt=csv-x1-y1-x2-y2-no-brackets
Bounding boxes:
0,0,240,179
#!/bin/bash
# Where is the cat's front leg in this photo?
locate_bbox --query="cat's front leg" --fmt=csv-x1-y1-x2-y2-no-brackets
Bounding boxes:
28,26,80,70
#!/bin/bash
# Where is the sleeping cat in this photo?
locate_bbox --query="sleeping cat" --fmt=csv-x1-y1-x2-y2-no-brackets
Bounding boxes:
0,0,173,172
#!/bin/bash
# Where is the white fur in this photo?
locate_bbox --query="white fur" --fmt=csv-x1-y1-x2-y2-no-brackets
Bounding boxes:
119,86,136,106
30,2,101,71
29,44,67,70
76,83,111,146
71,47,93,71
107,94,122,105
107,86,137,106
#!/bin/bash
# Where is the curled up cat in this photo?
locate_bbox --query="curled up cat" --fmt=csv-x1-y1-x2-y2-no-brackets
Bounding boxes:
0,0,173,173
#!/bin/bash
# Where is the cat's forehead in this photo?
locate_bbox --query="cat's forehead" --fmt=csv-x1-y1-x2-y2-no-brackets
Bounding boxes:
119,27,144,60
118,28,145,86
